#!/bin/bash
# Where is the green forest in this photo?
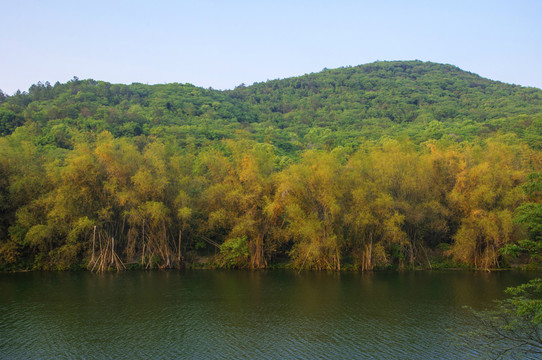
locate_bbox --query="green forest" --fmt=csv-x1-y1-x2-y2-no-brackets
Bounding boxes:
1,60,542,271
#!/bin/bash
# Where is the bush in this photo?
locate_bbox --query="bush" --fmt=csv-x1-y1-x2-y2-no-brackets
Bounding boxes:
215,236,250,269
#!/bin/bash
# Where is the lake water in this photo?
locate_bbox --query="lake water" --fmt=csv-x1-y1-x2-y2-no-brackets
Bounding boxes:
0,270,539,359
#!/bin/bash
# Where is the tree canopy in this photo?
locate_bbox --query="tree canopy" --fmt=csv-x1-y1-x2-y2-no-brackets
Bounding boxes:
1,60,541,271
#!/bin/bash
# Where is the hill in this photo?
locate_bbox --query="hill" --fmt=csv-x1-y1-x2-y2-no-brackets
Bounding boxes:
2,61,541,153
0,60,541,271
228,60,542,149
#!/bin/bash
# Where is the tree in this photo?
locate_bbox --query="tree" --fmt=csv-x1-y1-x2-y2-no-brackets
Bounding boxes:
196,140,277,269
501,172,542,265
448,141,528,270
271,150,343,270
0,109,23,136
515,173,542,242
461,172,542,358
0,89,7,103
462,279,542,358
343,147,405,270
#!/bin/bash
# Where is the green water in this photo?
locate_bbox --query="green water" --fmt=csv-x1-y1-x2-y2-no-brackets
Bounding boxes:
0,270,539,359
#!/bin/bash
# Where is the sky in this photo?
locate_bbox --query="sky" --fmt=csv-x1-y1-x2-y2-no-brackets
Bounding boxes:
1,0,541,94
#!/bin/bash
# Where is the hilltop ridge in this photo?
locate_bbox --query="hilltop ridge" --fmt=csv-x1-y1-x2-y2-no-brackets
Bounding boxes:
1,60,541,152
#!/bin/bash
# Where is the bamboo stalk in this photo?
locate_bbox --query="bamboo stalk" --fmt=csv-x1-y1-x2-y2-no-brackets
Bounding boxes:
111,237,114,265
91,226,96,260
178,229,182,263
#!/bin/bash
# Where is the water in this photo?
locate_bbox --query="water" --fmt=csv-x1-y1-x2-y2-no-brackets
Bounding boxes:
0,270,539,359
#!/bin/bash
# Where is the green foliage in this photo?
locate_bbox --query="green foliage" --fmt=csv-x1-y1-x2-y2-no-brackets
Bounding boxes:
0,241,20,269
516,204,542,240
216,236,250,269
0,109,23,136
0,61,542,271
463,171,542,356
515,173,542,242
462,279,542,358
500,172,542,265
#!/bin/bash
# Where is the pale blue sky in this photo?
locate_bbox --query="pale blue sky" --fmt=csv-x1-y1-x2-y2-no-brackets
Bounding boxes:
1,0,541,94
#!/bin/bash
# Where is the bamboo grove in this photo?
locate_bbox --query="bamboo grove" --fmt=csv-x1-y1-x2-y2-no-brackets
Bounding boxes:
0,133,540,271
0,61,541,271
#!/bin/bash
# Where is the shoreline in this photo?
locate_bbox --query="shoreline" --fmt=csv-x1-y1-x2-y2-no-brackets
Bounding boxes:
2,263,540,274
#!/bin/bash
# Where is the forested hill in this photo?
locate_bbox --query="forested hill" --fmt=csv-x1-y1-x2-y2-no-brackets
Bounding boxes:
228,61,542,149
1,60,542,153
1,61,542,272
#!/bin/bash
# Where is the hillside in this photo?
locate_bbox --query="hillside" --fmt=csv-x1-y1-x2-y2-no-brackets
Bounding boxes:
229,61,542,149
2,61,541,153
0,61,541,271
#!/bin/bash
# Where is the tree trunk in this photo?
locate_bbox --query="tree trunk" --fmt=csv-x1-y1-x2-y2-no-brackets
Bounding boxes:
178,229,182,263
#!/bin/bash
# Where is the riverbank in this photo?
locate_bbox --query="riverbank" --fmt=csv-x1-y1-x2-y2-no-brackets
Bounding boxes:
3,258,540,273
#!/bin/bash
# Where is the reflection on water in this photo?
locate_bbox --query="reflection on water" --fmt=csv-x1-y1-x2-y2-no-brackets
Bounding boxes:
0,270,539,359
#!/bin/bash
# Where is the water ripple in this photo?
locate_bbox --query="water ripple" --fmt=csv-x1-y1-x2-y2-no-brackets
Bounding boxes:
1,270,540,359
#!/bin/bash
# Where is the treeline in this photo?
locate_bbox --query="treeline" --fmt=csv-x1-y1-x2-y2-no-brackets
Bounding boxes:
2,61,541,156
0,60,542,271
0,130,540,270
228,61,542,149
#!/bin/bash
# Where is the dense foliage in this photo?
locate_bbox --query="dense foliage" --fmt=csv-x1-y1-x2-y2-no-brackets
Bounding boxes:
0,61,541,271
